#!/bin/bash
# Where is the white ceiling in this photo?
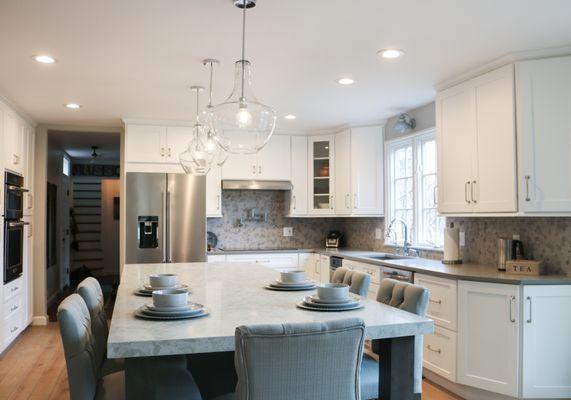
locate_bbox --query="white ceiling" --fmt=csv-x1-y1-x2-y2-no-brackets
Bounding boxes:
1,0,570,131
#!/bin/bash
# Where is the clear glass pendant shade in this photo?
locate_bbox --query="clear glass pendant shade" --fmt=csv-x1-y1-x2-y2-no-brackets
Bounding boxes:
211,60,277,154
201,106,229,166
179,122,216,175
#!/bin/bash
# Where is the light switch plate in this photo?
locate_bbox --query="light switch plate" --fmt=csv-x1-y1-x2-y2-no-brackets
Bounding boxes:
459,231,466,246
375,228,383,240
513,234,520,240
283,227,293,237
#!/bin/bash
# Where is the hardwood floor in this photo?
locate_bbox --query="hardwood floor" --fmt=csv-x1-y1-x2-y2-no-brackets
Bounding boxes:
0,324,461,400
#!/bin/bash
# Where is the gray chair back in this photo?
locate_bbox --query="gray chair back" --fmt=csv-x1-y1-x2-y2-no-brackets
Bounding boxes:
375,278,429,393
57,293,99,400
234,318,366,400
331,267,371,297
77,277,108,371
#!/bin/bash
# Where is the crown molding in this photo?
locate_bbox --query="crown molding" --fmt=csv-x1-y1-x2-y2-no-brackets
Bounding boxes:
0,94,37,127
434,45,571,92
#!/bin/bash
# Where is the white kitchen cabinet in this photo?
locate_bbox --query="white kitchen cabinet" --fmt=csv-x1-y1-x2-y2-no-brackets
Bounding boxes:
457,281,519,397
288,136,308,216
517,56,571,213
522,285,571,398
3,109,25,174
334,129,352,215
125,124,168,164
23,126,35,215
207,255,226,262
437,64,517,214
308,135,335,215
319,255,330,283
351,126,383,215
165,127,193,164
222,135,291,181
225,253,299,271
206,166,222,217
414,274,457,331
423,325,457,383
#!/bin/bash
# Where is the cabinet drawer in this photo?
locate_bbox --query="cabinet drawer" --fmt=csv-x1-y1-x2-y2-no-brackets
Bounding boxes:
4,294,24,320
225,253,299,269
4,277,24,303
423,326,457,383
207,255,226,262
414,274,457,331
2,308,23,342
344,260,381,284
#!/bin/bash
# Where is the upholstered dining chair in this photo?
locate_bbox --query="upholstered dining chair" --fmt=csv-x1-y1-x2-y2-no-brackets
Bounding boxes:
212,318,366,400
77,277,124,377
331,267,372,297
360,278,429,399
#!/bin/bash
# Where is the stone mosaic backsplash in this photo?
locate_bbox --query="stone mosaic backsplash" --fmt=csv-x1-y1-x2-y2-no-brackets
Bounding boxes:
208,191,571,275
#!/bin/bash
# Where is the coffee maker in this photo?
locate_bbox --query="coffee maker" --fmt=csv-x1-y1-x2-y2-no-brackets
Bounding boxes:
326,231,343,248
497,238,525,271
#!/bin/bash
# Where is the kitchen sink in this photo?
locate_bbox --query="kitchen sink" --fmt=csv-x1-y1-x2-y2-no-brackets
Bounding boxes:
363,253,410,261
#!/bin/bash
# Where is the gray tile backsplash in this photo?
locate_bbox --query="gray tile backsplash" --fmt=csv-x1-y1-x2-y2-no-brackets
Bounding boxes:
209,192,571,275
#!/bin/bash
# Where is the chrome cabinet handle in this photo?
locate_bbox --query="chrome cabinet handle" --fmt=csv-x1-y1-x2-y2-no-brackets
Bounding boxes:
509,295,516,323
426,345,441,354
258,165,262,174
471,180,477,203
354,194,358,209
527,296,532,323
330,195,334,210
8,221,29,228
429,299,442,305
252,165,256,175
292,195,296,210
525,176,531,202
465,181,471,203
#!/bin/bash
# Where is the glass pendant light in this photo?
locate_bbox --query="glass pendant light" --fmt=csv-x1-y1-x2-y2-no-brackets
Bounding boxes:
211,0,277,154
179,86,216,175
201,59,229,166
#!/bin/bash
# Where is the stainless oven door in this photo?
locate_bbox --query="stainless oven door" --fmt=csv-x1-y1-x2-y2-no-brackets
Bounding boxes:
4,185,28,220
4,221,27,283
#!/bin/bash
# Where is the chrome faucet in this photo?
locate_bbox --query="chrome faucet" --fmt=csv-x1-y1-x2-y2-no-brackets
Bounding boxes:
386,218,418,257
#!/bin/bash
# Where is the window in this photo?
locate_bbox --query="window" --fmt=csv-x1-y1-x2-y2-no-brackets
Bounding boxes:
386,129,444,248
62,155,71,176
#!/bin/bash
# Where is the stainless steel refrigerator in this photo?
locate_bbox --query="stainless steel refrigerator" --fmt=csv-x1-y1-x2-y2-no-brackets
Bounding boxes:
125,173,206,264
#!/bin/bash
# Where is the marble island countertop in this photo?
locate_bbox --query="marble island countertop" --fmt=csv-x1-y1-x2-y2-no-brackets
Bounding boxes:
208,247,571,285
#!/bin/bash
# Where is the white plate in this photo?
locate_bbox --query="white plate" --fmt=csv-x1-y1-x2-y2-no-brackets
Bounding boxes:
309,294,359,305
141,305,204,317
145,302,203,313
302,297,360,309
264,285,316,292
134,307,210,320
273,280,314,287
296,302,364,312
143,283,188,291
133,290,153,297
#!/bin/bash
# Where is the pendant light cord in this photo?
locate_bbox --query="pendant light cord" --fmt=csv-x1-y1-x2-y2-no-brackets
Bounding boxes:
195,89,200,129
208,61,214,108
240,0,246,99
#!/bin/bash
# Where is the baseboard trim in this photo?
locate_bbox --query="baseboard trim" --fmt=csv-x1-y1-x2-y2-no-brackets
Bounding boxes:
32,315,49,326
423,369,517,400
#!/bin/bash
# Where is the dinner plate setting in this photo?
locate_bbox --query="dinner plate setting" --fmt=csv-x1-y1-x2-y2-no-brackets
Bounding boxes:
133,272,189,297
134,302,210,321
296,295,363,312
133,283,189,297
264,270,316,291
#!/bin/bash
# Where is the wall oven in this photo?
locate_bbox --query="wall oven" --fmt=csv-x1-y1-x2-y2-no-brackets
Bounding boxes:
4,171,28,284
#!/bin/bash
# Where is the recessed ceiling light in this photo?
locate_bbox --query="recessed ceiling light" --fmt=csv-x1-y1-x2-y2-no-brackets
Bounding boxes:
65,103,81,109
337,77,355,85
33,55,56,64
378,49,405,59
284,114,297,120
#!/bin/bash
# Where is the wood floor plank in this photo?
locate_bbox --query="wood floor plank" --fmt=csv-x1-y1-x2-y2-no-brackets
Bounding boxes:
0,323,462,400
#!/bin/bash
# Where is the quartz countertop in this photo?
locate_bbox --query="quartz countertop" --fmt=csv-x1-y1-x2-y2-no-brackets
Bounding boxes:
208,248,314,255
207,247,571,285
108,262,433,359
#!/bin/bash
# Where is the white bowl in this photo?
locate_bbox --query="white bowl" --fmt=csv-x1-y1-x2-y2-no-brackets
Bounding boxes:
280,270,306,283
317,283,350,301
149,273,177,288
152,289,188,308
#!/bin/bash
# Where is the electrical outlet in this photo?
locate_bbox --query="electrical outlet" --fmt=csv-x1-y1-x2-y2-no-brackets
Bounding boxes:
459,231,466,246
283,227,293,237
513,234,520,240
375,228,383,240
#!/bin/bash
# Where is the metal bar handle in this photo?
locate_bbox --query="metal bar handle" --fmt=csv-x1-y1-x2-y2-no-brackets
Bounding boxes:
7,185,29,192
465,181,471,203
471,180,477,203
330,195,334,210
509,295,516,323
525,175,531,202
292,195,296,210
429,298,442,305
354,194,358,209
426,345,441,354
8,221,29,228
526,296,532,323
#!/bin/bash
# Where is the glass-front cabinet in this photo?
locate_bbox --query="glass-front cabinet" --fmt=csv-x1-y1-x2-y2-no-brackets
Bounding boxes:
308,135,335,214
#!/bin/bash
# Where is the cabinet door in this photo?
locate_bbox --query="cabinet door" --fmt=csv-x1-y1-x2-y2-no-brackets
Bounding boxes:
257,135,291,180
319,255,330,283
308,135,335,214
289,136,308,215
472,65,517,213
517,56,571,212
125,124,167,163
457,281,519,397
206,166,222,217
351,126,384,215
221,152,257,179
437,84,476,213
414,274,457,331
4,111,24,173
334,129,352,215
24,127,35,215
522,285,571,398
166,126,193,164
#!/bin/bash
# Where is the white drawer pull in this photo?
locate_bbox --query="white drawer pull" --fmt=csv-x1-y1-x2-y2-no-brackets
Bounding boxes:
426,345,442,354
10,326,18,333
11,286,18,292
429,298,442,305
10,305,18,312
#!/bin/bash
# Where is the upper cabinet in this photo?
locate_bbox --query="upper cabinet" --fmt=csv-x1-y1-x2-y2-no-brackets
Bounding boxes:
125,124,168,164
206,166,222,218
334,130,351,215
3,108,25,175
516,56,571,213
351,126,383,215
287,136,308,216
308,135,335,215
437,64,517,214
221,135,291,181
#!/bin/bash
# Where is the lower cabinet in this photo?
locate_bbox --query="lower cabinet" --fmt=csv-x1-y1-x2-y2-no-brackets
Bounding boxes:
457,281,520,397
423,325,457,383
225,253,299,271
319,255,330,283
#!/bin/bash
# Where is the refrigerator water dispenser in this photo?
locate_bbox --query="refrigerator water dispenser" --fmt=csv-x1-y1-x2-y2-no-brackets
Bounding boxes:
138,216,159,248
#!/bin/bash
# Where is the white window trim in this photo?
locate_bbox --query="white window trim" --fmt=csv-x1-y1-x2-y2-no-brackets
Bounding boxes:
63,153,71,177
384,127,443,250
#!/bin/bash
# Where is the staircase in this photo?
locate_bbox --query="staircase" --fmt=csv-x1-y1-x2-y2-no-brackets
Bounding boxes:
71,178,105,274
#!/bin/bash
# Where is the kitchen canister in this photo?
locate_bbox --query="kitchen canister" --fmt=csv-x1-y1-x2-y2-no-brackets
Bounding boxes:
442,222,462,264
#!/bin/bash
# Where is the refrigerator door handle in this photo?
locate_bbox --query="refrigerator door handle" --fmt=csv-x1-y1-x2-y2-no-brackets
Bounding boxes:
161,190,167,263
166,190,171,262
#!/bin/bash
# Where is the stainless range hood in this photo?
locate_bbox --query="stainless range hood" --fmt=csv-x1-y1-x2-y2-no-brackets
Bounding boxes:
222,180,293,191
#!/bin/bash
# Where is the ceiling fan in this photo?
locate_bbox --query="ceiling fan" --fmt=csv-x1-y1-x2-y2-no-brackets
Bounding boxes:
90,146,103,163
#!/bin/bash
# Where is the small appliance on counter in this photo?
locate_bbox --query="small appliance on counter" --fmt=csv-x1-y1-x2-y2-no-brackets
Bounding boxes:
442,222,462,264
497,237,525,271
326,231,343,248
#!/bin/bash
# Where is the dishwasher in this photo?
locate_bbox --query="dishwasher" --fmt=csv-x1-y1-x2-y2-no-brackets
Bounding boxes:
381,266,414,283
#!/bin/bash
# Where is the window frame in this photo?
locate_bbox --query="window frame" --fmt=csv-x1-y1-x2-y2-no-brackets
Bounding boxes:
385,128,443,249
62,154,71,177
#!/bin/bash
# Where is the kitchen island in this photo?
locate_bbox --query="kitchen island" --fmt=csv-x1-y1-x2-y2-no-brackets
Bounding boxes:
108,262,434,400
